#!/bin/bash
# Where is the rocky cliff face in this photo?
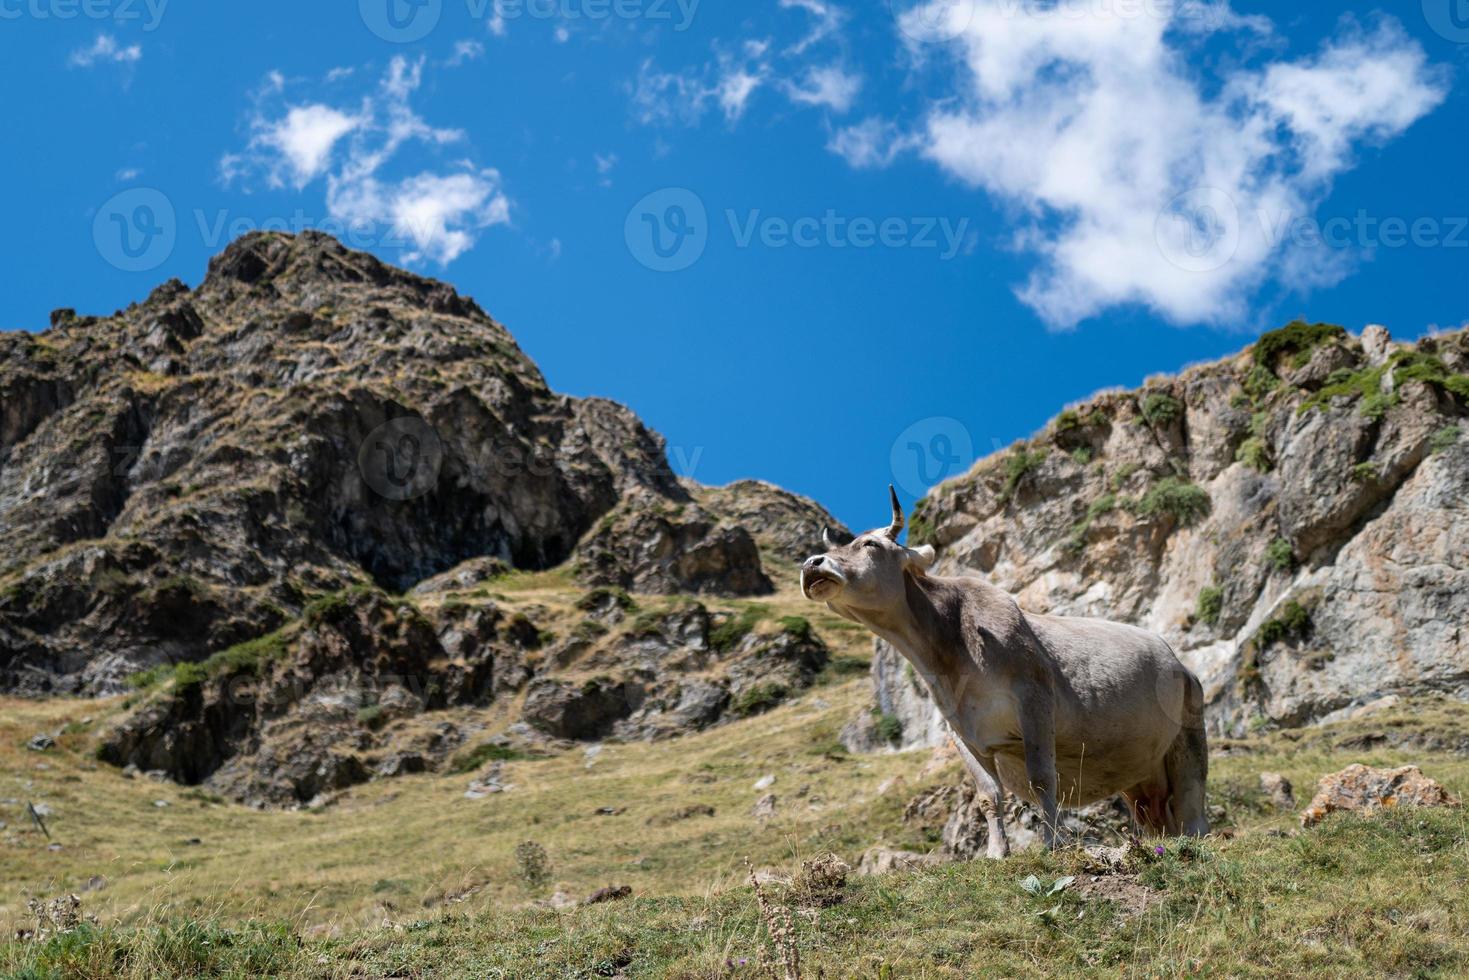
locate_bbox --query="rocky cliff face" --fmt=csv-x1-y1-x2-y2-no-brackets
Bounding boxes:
0,232,843,697
1,231,849,806
853,322,1469,746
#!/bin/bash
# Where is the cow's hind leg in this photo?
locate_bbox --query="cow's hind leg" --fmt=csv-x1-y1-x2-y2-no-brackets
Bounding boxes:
955,739,1008,859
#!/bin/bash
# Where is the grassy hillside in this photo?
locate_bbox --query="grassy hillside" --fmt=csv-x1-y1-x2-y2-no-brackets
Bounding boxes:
2,589,1467,977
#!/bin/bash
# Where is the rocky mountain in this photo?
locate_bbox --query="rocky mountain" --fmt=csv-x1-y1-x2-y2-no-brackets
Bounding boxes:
0,232,849,806
847,321,1469,750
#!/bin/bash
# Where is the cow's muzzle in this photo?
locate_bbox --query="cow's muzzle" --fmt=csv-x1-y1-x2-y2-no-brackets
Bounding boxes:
800,555,844,600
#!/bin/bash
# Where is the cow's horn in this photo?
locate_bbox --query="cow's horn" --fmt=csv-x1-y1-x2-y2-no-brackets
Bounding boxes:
886,485,904,540
821,526,839,550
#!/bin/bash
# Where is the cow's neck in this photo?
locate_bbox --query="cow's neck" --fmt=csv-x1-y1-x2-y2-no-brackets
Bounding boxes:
840,573,960,679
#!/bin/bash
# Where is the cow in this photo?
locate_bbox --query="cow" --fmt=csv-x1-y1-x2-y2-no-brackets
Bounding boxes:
800,488,1209,857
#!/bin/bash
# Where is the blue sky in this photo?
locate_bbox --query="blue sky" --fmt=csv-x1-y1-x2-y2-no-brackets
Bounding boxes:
1,0,1466,531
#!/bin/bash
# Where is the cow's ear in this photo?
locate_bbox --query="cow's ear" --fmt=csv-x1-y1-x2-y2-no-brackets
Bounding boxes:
906,545,936,572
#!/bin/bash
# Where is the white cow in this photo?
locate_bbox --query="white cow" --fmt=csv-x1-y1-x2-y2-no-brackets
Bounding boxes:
801,488,1209,857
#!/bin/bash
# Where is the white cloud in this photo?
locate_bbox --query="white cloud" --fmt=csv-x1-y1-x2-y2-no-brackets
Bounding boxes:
783,64,862,113
258,105,363,189
488,0,508,37
328,170,510,265
718,69,764,122
780,0,844,56
594,152,617,187
554,25,570,43
828,117,917,169
447,40,485,66
115,167,142,181
895,7,1446,327
69,35,141,68
631,51,772,127
221,57,511,266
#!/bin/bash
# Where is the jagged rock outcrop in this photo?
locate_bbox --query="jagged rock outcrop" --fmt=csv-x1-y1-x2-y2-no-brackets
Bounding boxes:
572,489,773,596
856,322,1469,740
0,232,828,694
99,585,829,806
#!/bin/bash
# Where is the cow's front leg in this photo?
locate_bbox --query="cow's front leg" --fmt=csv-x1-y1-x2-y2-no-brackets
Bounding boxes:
954,739,1008,859
1018,695,1061,849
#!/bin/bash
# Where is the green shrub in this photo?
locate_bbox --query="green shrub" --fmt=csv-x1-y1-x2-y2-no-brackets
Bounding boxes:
1242,364,1280,403
450,742,526,773
821,655,869,679
777,616,814,642
200,629,291,679
874,712,904,744
1252,320,1346,369
1055,409,1081,432
1430,425,1461,454
908,499,936,546
710,605,765,653
1196,586,1223,627
1065,494,1116,554
1257,600,1311,646
357,705,386,730
1142,392,1182,427
1301,350,1469,420
1131,477,1211,527
1070,446,1094,466
1266,538,1294,572
1236,437,1271,472
1351,462,1379,483
575,587,635,613
999,448,1047,502
731,682,789,718
172,662,209,690
304,591,355,627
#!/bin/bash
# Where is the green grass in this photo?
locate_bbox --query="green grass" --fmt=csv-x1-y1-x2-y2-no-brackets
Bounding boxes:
1128,476,1211,527
1196,586,1223,627
1065,494,1116,554
729,682,790,718
709,604,767,653
1253,320,1347,369
1300,350,1469,421
907,499,936,547
1430,425,1461,454
5,804,1466,978
1257,599,1312,647
1236,437,1271,473
1141,392,1182,427
999,448,1048,503
1266,538,1295,572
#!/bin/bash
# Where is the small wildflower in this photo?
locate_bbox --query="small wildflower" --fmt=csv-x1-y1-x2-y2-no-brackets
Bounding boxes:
1154,845,1166,856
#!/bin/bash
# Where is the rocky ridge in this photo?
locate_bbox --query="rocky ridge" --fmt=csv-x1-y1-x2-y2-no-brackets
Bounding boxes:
0,231,844,696
848,321,1469,748
1,231,849,806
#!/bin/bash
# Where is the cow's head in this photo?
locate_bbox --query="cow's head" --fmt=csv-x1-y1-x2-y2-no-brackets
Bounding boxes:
801,487,936,612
